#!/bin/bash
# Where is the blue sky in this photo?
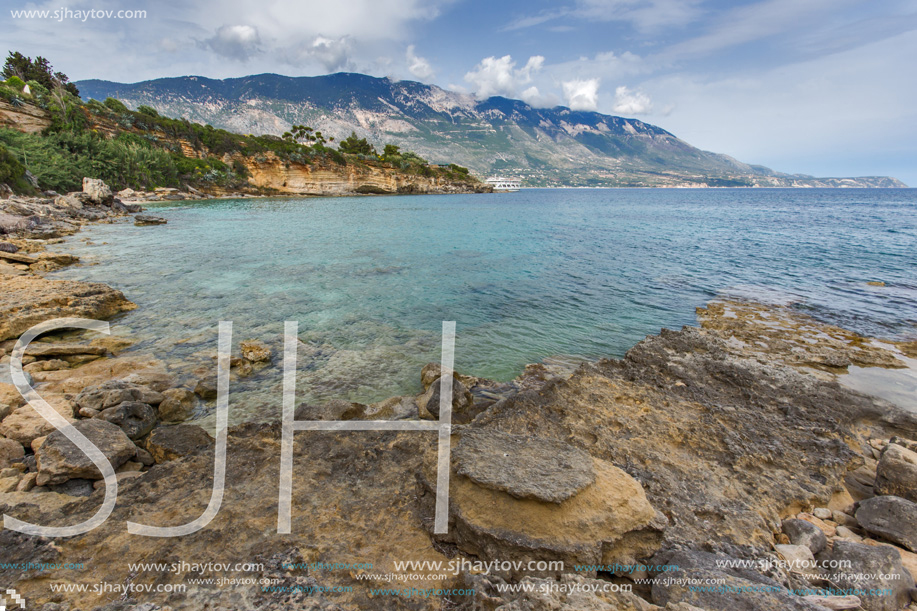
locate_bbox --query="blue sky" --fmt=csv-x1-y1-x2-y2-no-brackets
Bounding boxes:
3,0,916,183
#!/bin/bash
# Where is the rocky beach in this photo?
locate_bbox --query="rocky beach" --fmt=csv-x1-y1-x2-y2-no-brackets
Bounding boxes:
0,179,916,611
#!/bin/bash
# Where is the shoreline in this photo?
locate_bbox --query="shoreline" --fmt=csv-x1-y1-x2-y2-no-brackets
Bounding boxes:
2,181,917,610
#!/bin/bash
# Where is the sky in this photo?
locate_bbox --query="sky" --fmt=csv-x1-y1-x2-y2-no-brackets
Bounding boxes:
3,0,916,184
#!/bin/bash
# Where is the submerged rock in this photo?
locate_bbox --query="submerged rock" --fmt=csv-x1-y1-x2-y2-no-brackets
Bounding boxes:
134,214,167,226
240,339,272,363
157,388,198,422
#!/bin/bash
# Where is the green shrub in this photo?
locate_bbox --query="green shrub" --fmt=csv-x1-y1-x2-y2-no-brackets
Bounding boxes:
0,142,33,192
103,97,129,113
137,105,159,117
0,128,179,192
5,76,25,89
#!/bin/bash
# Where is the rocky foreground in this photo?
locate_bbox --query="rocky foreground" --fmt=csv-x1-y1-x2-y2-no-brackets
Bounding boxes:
2,187,917,610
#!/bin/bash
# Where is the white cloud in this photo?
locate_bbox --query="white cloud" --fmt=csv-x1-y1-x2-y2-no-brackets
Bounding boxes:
204,25,261,61
562,78,601,111
520,86,559,108
612,85,653,114
309,36,352,72
406,45,434,80
464,54,545,99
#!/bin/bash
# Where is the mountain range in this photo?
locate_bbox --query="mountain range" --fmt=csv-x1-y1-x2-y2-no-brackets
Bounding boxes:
76,73,906,188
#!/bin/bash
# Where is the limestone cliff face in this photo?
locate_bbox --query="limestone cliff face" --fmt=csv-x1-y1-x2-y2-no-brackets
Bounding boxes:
240,152,490,196
0,101,489,196
0,100,51,134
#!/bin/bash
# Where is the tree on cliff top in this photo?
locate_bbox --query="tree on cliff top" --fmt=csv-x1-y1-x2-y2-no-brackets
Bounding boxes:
338,131,376,156
2,51,79,96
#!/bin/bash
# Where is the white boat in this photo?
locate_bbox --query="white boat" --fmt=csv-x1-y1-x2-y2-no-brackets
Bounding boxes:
485,177,521,192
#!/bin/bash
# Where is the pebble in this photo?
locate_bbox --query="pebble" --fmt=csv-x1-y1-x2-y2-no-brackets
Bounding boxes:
813,507,833,519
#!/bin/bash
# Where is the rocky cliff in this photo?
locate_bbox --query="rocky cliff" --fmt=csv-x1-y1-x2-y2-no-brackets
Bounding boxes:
0,101,490,197
0,99,50,134
241,152,490,196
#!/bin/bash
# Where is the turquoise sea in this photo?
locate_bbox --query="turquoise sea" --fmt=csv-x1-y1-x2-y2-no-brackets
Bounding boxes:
48,188,917,419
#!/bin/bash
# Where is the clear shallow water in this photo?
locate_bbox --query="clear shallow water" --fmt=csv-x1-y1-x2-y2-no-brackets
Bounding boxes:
49,188,917,415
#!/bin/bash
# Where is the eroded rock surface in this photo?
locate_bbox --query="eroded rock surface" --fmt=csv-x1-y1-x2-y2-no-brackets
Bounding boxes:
453,428,595,503
0,275,136,342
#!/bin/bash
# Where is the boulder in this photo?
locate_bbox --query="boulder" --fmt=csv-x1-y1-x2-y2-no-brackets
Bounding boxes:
453,428,595,503
875,442,917,502
0,381,25,419
36,419,137,485
420,362,479,391
82,178,113,206
157,388,197,422
16,471,37,492
855,496,917,551
0,395,75,447
239,339,272,363
0,436,25,468
0,476,19,493
816,540,915,611
419,431,663,573
774,543,819,578
782,518,828,554
0,212,38,234
193,376,218,400
416,375,475,422
650,550,827,611
0,275,136,342
145,425,213,463
134,214,167,226
98,401,157,440
74,380,164,411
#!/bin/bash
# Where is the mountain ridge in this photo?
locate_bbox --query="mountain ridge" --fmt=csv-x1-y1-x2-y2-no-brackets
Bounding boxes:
76,72,907,188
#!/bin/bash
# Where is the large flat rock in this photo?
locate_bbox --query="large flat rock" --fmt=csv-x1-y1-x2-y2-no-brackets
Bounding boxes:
0,275,136,342
454,428,595,503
